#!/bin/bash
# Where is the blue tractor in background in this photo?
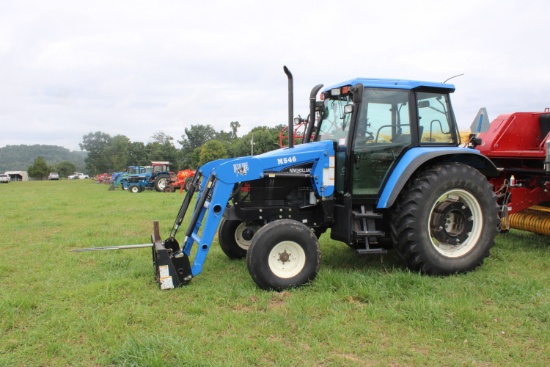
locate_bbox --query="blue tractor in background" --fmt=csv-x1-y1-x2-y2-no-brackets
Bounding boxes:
150,67,500,290
108,166,145,190
125,161,172,193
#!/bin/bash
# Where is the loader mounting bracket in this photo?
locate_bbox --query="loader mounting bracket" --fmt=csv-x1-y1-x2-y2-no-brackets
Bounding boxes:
152,221,192,289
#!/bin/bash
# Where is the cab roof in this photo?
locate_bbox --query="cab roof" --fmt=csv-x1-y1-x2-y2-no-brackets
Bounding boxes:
325,78,455,92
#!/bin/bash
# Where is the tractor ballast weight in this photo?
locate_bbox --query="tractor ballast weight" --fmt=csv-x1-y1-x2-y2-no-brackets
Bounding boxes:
151,67,501,290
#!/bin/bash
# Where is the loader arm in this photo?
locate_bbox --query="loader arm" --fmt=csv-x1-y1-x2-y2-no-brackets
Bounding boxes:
153,140,335,288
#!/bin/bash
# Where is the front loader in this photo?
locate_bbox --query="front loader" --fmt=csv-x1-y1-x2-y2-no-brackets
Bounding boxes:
151,67,500,290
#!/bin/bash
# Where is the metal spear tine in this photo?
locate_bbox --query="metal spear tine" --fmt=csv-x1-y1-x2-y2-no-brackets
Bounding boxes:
70,244,153,252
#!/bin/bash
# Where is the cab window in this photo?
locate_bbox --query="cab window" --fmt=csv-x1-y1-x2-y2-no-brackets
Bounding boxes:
417,92,457,144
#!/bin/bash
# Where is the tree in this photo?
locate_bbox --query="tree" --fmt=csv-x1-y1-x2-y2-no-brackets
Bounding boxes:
28,156,49,179
80,131,113,175
199,140,228,166
128,142,148,167
105,135,131,172
178,124,218,168
230,121,241,139
146,133,179,166
55,161,76,178
230,126,280,157
150,131,173,144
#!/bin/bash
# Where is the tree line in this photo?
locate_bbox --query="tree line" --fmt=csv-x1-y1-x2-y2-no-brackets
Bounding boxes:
78,122,286,175
27,157,78,179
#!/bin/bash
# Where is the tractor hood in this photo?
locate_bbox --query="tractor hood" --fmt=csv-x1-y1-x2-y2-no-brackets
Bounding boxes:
198,140,336,196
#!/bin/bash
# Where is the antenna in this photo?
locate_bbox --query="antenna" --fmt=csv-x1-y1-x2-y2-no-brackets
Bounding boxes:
443,73,464,83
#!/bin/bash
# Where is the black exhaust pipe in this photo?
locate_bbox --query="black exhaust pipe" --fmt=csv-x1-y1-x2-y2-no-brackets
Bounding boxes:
283,66,294,148
304,84,324,143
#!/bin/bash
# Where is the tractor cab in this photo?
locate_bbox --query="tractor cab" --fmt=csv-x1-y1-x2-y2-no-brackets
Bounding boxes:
314,80,460,198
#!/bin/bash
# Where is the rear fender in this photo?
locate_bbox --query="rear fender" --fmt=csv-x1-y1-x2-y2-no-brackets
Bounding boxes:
377,147,500,209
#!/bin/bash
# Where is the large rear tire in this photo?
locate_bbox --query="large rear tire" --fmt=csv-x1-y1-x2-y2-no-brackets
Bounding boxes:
246,219,321,290
219,219,260,259
390,163,498,275
154,175,169,192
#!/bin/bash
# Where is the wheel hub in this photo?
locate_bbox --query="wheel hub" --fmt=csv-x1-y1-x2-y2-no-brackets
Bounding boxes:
242,228,255,241
268,241,307,279
278,250,290,263
431,200,473,244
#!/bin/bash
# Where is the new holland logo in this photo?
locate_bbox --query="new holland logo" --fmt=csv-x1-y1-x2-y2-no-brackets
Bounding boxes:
233,162,249,176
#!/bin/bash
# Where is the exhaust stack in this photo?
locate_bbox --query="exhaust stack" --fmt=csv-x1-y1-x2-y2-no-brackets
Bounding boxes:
283,66,294,148
304,84,324,143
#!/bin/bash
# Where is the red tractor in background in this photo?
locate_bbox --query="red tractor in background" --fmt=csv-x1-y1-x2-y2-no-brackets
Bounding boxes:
474,109,550,235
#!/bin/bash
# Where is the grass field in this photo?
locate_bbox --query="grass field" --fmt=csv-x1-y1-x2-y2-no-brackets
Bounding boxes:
0,180,548,366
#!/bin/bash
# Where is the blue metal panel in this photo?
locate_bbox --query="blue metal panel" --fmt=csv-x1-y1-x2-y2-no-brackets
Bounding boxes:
204,140,336,197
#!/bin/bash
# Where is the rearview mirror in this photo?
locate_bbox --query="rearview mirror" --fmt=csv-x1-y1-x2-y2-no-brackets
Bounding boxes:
418,101,430,108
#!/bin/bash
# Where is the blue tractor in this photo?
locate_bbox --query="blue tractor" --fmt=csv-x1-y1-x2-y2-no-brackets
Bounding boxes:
125,161,172,193
151,67,499,290
108,166,146,190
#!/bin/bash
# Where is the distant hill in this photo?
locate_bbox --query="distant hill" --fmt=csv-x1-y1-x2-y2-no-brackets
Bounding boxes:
0,145,87,172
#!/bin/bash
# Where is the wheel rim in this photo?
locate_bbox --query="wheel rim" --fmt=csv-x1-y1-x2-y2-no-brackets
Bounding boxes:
428,189,483,257
131,186,139,193
157,178,167,190
234,223,259,251
268,241,306,278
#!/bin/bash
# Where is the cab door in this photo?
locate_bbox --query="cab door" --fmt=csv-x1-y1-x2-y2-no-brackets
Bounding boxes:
350,89,412,196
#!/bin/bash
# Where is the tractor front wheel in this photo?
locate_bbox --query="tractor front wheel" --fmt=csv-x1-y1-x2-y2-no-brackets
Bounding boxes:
129,185,141,193
246,219,321,290
219,219,260,259
391,163,498,275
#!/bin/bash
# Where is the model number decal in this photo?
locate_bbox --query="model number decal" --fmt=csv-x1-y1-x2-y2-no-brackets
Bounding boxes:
277,156,297,165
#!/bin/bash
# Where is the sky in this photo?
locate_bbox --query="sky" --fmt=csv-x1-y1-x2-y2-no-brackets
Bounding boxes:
1,0,549,151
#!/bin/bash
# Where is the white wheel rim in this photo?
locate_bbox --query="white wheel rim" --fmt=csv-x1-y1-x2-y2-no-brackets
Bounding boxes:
158,178,166,190
268,241,306,278
234,223,259,251
428,189,483,257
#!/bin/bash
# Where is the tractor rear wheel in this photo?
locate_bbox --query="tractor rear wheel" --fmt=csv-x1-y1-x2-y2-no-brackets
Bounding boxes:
219,219,260,259
154,175,170,192
391,163,498,275
183,177,193,191
246,219,321,290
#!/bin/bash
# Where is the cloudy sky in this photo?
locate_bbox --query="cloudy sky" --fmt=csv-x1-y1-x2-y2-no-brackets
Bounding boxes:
1,0,549,151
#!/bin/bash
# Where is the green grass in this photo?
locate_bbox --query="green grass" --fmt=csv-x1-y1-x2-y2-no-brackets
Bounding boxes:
0,180,548,366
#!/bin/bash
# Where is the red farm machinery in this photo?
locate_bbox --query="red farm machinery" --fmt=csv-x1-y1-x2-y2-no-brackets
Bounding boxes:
474,109,550,236
164,169,196,193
